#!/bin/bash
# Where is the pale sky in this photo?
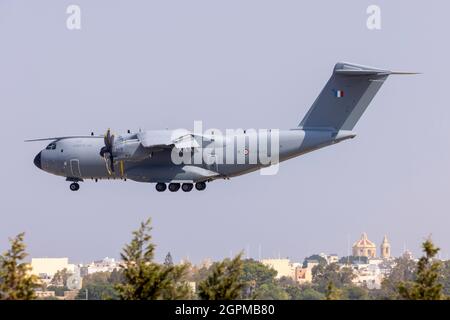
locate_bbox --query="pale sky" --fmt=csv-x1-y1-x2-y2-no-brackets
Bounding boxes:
1,0,449,264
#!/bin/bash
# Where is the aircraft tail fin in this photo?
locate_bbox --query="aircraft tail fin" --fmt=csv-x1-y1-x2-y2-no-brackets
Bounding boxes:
299,62,417,131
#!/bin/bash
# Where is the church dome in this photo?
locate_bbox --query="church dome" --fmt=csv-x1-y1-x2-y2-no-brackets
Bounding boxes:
352,233,376,258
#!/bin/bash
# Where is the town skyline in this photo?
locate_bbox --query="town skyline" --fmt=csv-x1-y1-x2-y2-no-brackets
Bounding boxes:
1,1,449,266
25,232,438,266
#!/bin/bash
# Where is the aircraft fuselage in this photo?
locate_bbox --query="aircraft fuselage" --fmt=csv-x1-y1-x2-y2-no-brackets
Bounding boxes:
33,129,355,185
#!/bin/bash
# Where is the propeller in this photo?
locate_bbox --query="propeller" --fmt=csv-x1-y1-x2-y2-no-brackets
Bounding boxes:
100,128,115,174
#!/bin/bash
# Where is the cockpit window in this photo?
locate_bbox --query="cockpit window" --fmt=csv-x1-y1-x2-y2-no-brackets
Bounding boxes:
46,143,56,150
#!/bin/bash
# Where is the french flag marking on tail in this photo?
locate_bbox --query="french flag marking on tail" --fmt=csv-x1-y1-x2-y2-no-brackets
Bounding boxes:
335,89,344,98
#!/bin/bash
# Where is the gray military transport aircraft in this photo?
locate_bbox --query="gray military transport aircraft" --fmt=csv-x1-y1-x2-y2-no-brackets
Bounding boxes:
27,62,415,192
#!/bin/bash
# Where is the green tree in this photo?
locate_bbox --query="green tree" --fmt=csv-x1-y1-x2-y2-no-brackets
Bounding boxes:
45,285,68,297
115,218,192,300
298,287,325,300
76,271,121,300
109,268,123,284
312,263,355,293
254,282,289,300
186,264,210,284
343,285,369,300
49,268,71,287
45,269,71,296
398,238,445,300
441,260,450,296
325,281,343,300
239,259,277,299
0,233,40,300
198,253,244,300
379,255,416,299
302,255,327,268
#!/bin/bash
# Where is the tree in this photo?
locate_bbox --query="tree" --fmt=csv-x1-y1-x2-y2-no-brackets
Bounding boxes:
239,259,277,299
398,238,445,300
76,271,121,300
276,277,306,300
312,263,355,293
298,287,325,300
325,281,343,300
254,282,290,300
343,285,369,300
50,268,71,287
0,233,40,300
302,255,327,268
115,218,192,300
441,260,450,296
198,253,244,300
45,268,72,296
379,255,416,299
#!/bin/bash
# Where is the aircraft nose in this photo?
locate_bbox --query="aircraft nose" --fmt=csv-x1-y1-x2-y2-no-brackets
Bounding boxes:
33,152,42,169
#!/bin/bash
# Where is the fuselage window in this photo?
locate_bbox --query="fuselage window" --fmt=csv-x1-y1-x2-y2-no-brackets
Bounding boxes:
46,143,56,150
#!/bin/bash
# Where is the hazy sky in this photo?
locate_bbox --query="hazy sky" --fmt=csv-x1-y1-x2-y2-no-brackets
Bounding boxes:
1,1,449,264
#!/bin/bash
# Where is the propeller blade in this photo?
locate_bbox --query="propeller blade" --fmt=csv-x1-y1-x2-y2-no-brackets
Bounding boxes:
109,154,115,172
101,128,115,175
104,128,112,149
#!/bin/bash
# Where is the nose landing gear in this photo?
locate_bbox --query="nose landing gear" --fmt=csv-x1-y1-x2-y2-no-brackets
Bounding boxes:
69,182,80,191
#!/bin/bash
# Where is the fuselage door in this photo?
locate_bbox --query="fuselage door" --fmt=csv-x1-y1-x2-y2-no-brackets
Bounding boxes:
207,153,218,172
70,159,82,178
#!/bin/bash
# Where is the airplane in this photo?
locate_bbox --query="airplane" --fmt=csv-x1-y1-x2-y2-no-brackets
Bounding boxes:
27,62,416,192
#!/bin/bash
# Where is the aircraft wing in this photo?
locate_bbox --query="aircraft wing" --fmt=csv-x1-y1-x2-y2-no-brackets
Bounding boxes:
137,130,200,149
25,135,103,142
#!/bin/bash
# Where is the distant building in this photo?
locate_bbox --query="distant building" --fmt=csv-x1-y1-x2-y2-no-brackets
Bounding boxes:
35,290,56,299
352,264,383,289
352,233,377,258
402,250,414,260
188,282,196,293
82,257,119,275
31,258,75,278
198,258,213,269
260,258,295,279
63,290,79,300
319,253,339,264
380,235,391,259
294,260,318,284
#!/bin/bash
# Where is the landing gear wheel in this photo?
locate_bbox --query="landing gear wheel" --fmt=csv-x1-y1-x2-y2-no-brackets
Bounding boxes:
155,183,167,192
168,183,180,192
182,183,193,192
69,182,80,191
195,182,206,191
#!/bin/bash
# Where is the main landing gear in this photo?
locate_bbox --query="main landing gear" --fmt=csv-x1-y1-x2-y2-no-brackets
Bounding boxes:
155,182,206,192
